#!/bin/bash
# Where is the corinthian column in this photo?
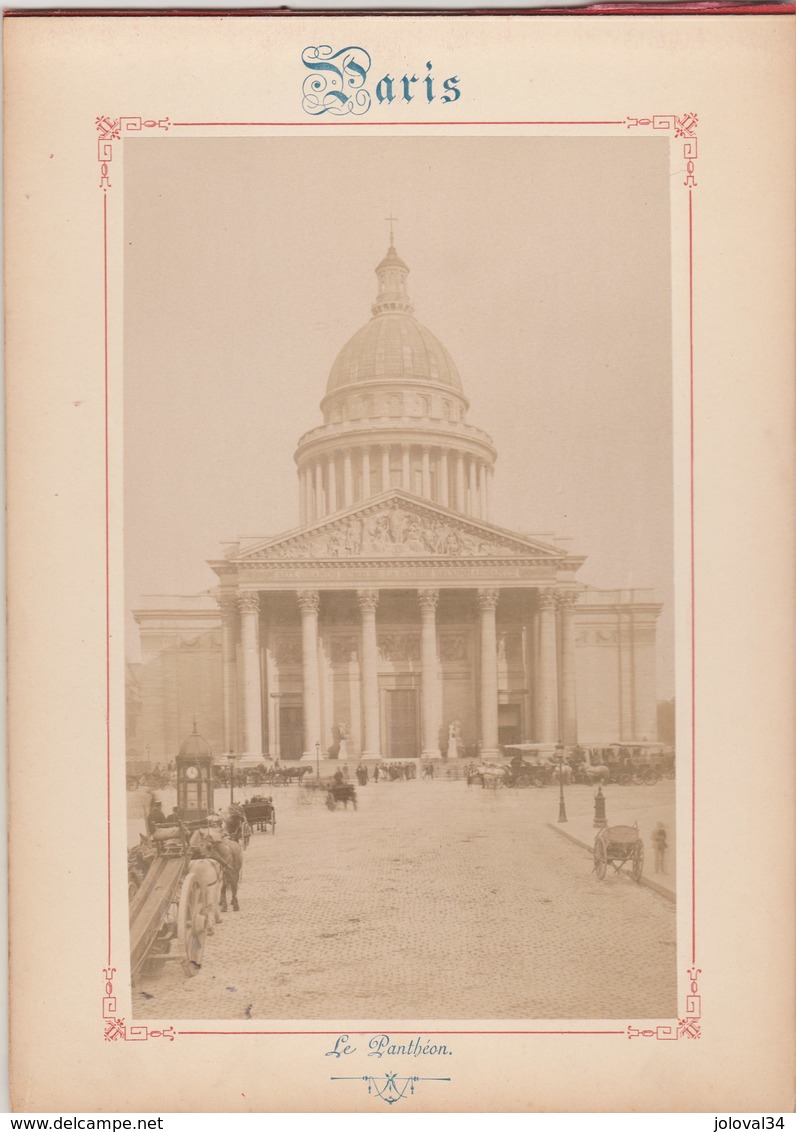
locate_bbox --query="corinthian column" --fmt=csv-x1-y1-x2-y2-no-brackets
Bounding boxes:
557,592,578,745
381,446,391,493
327,455,337,513
421,447,431,499
237,592,262,756
299,469,307,526
401,446,411,492
217,594,239,754
357,590,380,758
418,589,441,757
456,453,466,514
537,590,559,743
438,451,449,508
314,462,324,520
297,590,321,756
477,588,500,757
361,447,371,501
477,463,487,520
343,452,353,509
468,458,477,517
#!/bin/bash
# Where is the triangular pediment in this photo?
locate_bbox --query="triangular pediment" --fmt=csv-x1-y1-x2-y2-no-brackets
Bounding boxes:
232,492,576,564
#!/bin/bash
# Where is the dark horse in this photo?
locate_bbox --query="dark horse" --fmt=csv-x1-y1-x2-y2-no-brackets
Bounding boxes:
189,829,244,912
326,783,357,811
223,805,251,848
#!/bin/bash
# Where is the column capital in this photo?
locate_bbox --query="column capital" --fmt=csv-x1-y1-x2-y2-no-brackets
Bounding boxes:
296,590,320,615
477,587,500,612
557,591,579,611
417,588,440,611
357,589,379,612
236,591,260,614
537,589,558,612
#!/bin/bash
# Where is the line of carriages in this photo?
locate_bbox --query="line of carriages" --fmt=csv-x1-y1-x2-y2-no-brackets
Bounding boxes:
466,742,675,789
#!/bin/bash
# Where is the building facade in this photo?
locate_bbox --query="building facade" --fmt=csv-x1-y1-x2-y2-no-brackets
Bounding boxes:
131,242,661,762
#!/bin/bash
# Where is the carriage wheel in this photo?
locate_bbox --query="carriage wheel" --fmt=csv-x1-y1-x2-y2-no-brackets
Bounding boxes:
177,873,207,978
532,774,546,788
632,840,645,881
593,838,607,880
514,773,531,789
617,772,631,786
631,772,645,786
643,768,660,786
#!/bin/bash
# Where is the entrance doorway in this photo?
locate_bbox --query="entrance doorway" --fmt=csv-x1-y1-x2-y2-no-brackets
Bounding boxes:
498,703,522,747
279,704,304,760
385,688,419,758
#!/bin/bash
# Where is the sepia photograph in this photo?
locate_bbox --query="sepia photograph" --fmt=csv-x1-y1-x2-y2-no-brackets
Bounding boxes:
123,134,677,1022
6,10,794,1113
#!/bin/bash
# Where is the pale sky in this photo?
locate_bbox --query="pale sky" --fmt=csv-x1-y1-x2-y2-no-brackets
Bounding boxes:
124,135,674,695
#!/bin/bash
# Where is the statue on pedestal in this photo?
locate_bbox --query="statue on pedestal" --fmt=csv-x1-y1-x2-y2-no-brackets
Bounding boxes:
337,721,349,761
446,720,461,760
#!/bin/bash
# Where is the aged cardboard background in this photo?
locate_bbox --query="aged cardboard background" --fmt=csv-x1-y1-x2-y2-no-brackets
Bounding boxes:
5,14,795,1112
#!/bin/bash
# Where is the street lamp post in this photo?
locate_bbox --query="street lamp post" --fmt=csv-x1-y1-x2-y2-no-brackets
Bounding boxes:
556,741,568,823
315,741,320,778
227,754,238,806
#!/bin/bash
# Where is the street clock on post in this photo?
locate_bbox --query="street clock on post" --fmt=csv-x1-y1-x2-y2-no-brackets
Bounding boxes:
175,722,215,823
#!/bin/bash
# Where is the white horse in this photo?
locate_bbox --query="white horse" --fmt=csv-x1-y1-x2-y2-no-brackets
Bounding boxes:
187,856,224,932
582,764,610,784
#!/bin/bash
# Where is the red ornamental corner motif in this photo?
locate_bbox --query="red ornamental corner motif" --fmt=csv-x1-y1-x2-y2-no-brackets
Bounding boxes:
102,967,176,1042
626,113,699,188
628,966,701,1040
96,115,170,191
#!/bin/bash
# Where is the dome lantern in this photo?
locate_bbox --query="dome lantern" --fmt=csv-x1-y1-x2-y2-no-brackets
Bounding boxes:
371,242,413,317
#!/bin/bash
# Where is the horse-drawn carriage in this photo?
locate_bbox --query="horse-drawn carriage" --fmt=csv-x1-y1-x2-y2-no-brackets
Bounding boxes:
129,817,244,981
129,822,217,980
271,765,314,786
243,795,276,834
604,744,664,785
593,822,645,882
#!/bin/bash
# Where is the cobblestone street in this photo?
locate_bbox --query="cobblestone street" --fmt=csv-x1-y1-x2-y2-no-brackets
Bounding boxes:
132,777,677,1022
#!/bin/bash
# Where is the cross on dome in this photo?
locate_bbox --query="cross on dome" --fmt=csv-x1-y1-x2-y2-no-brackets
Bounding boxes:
385,212,398,246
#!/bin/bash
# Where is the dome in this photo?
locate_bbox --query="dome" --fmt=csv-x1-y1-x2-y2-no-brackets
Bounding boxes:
178,723,213,760
325,242,464,396
327,314,463,394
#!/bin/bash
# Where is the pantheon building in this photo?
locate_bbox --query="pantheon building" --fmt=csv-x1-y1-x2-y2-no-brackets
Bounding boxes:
130,242,661,763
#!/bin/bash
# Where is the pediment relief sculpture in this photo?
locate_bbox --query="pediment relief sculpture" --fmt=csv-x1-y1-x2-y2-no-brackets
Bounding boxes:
250,502,561,562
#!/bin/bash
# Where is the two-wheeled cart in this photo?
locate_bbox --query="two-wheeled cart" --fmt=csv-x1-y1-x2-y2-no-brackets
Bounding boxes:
129,824,209,980
593,822,645,882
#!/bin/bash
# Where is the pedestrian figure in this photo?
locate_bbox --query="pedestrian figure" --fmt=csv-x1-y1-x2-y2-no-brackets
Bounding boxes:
374,764,380,782
146,798,165,835
652,822,668,873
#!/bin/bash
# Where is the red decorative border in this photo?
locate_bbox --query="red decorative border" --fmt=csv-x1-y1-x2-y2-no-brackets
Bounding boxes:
628,967,701,1040
626,112,699,187
103,113,698,1041
103,968,176,1042
96,115,170,191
